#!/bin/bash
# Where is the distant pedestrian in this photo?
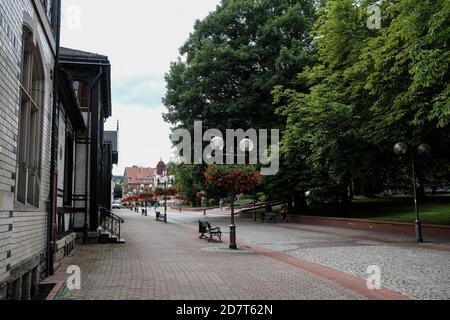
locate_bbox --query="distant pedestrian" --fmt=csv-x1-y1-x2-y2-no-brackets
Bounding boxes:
280,204,288,222
219,199,224,211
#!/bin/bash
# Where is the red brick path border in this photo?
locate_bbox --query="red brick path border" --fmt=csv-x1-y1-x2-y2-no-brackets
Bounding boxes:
279,215,450,241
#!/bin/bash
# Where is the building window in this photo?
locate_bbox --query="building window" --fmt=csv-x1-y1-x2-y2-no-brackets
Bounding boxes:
16,26,45,207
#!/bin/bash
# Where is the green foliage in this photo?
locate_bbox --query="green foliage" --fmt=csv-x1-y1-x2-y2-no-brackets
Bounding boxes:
163,0,449,211
275,0,450,204
163,0,317,131
169,163,206,206
114,182,123,199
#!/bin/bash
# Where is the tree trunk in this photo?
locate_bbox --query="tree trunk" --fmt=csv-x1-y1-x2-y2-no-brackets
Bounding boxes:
293,191,308,214
287,194,293,209
349,181,354,200
340,185,350,216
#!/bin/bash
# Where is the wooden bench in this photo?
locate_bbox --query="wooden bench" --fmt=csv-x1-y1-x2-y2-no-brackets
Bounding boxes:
156,211,165,222
199,220,222,243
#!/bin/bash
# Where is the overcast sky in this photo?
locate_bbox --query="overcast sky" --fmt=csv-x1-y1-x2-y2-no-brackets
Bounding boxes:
60,0,221,176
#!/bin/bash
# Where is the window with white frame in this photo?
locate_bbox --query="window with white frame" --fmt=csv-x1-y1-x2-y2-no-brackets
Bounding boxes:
16,26,45,207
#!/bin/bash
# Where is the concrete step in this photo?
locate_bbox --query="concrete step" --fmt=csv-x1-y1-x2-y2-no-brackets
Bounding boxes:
98,231,125,244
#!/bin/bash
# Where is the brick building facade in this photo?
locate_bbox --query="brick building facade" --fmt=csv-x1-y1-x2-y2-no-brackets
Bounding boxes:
0,0,117,300
0,0,58,300
123,160,167,196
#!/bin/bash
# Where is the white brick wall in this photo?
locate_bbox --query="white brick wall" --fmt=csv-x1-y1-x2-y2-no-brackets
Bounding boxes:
57,110,66,208
0,0,55,286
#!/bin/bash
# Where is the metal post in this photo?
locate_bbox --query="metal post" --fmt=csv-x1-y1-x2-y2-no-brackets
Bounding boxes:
164,180,167,223
229,186,237,250
253,187,257,222
411,153,423,243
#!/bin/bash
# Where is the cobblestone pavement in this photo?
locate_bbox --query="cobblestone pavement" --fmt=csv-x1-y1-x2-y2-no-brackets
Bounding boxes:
167,209,450,300
54,210,368,300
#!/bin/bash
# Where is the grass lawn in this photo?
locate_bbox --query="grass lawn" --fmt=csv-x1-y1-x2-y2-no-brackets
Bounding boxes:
234,199,255,206
241,195,450,225
305,195,450,225
175,204,212,209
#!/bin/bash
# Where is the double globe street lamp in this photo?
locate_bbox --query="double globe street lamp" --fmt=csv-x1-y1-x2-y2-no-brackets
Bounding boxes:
157,174,175,223
393,142,431,243
210,137,254,250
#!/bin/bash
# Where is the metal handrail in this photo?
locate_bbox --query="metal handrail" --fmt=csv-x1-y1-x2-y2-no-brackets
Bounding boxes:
99,205,125,223
99,206,124,240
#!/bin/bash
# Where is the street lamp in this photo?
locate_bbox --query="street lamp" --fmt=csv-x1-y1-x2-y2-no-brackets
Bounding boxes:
161,174,175,223
394,142,431,243
211,137,255,250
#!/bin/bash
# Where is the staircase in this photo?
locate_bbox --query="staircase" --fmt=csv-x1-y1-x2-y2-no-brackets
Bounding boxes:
99,206,126,244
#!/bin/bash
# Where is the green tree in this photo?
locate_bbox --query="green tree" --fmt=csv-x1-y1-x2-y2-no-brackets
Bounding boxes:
164,0,316,131
163,0,318,206
275,0,449,212
114,182,123,199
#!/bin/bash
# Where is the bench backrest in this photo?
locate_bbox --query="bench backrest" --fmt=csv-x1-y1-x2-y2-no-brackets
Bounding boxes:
199,220,208,232
206,222,219,231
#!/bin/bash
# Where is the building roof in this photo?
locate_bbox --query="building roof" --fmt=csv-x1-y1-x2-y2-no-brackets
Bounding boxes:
60,47,109,63
104,131,118,152
59,47,112,118
104,131,119,165
156,160,167,175
124,167,156,185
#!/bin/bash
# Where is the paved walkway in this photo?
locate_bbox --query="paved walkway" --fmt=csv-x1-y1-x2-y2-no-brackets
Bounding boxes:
170,209,450,300
52,209,450,300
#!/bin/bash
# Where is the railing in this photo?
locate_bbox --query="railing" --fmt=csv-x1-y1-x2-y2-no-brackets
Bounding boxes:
99,206,125,240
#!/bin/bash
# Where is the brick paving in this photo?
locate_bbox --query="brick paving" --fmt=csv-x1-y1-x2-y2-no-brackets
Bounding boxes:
168,210,450,300
54,210,368,300
53,209,449,300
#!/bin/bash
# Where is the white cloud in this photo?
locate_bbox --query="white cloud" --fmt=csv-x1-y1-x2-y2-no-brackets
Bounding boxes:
60,0,222,175
105,104,173,176
61,0,220,78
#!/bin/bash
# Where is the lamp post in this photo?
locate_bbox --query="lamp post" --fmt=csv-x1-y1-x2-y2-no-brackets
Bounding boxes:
211,137,254,250
394,142,431,243
253,186,257,222
162,174,175,223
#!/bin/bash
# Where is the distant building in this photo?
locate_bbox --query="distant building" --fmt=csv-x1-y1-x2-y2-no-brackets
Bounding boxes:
104,123,119,207
123,167,157,196
156,159,167,176
123,160,168,195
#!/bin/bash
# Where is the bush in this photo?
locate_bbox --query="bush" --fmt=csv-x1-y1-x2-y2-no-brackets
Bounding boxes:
208,199,218,207
257,192,267,202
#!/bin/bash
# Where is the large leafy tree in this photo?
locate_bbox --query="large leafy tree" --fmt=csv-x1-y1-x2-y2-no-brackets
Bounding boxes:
275,0,449,210
163,0,318,206
163,0,317,131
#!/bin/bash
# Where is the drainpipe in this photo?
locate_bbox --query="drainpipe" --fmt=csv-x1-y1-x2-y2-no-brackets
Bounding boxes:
48,0,62,277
